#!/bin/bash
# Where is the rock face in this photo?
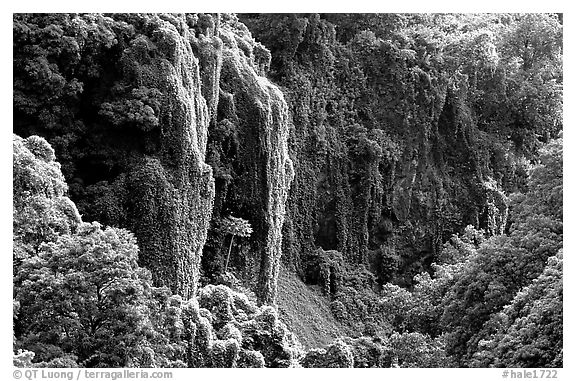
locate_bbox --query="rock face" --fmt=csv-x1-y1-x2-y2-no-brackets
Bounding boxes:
123,15,294,302
204,16,294,305
240,14,517,287
12,13,295,304
10,13,516,301
119,15,216,299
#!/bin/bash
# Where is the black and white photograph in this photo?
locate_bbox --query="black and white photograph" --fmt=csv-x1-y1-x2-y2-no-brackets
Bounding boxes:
9,6,567,376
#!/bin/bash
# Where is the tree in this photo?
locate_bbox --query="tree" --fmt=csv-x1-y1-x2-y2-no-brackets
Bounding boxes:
473,250,563,367
493,14,562,151
13,14,120,178
508,136,563,258
14,14,219,299
13,134,81,264
439,137,563,364
14,222,167,367
218,216,253,272
386,332,452,368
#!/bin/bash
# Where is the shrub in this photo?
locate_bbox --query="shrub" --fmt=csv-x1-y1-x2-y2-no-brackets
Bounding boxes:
301,339,354,368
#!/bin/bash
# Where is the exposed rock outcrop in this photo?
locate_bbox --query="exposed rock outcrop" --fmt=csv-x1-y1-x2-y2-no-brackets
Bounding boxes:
207,16,294,305
118,14,216,298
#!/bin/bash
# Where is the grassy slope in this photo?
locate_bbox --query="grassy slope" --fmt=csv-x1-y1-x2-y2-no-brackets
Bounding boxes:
276,265,351,349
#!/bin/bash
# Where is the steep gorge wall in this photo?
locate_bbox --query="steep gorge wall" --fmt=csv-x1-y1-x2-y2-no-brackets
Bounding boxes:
206,17,294,305
241,14,515,286
13,13,532,302
120,15,216,298
13,13,294,303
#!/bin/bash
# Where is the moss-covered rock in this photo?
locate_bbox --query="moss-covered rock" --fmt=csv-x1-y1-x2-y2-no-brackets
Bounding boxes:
204,16,294,305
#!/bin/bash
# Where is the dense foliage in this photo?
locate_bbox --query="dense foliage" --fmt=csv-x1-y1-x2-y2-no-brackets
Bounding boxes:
373,136,562,367
12,133,302,368
241,13,561,283
14,13,562,368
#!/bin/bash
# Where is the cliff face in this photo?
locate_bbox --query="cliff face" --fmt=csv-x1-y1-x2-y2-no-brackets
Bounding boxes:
208,17,294,305
123,15,294,302
240,14,517,286
120,15,216,298
13,13,294,304
13,12,554,302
